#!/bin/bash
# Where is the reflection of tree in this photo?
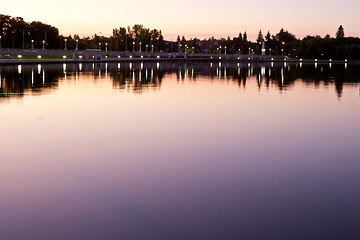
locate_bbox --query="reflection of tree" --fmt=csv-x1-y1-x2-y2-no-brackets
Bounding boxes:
0,65,62,99
1,62,359,100
110,63,163,94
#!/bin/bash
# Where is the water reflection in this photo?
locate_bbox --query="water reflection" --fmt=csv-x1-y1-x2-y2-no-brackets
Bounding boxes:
1,61,360,240
0,62,359,99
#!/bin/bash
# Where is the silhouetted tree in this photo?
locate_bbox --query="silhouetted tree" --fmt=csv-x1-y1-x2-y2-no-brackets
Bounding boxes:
257,30,264,43
336,25,345,39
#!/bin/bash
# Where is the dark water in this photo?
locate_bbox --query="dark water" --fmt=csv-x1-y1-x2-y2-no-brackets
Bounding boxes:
0,62,359,240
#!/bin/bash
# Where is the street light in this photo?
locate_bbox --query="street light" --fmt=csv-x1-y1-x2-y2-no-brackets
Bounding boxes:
105,42,108,51
133,42,135,52
139,42,142,52
31,40,34,49
146,44,148,52
75,39,79,51
225,46,227,55
93,32,101,49
151,44,154,52
99,43,101,51
219,46,222,54
0,36,2,49
185,44,187,53
64,39,67,50
42,40,45,50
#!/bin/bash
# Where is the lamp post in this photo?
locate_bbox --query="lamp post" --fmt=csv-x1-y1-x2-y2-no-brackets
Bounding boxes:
42,40,45,50
133,42,135,52
99,43,101,51
219,46,222,54
0,36,2,49
139,42,142,52
269,48,271,55
93,32,101,49
249,47,251,54
75,39,79,51
151,44,154,53
185,44,187,53
105,42,108,51
64,39,67,50
31,40,34,49
146,44,148,52
225,46,227,55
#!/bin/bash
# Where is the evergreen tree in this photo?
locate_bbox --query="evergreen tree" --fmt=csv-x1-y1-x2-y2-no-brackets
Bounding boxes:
265,31,271,41
243,31,248,42
238,33,242,41
257,30,264,43
336,25,344,39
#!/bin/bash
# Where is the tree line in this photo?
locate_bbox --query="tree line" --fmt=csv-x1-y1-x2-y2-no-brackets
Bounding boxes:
1,14,360,60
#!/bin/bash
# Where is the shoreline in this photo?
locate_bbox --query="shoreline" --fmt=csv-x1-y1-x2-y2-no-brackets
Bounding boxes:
0,49,357,65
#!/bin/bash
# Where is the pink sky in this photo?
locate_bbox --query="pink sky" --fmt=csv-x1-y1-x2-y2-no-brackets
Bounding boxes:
1,0,359,40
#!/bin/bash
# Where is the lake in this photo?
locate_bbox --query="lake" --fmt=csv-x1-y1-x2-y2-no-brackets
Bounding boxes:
0,61,359,239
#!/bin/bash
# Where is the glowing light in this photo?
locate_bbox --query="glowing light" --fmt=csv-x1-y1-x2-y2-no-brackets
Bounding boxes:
79,56,83,59
18,55,22,58
63,55,67,59
37,55,42,59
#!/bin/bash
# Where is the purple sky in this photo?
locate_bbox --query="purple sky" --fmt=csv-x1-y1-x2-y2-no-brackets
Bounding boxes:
1,0,359,40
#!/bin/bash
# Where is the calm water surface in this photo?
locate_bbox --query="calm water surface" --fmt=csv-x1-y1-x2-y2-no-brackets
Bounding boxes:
0,62,360,239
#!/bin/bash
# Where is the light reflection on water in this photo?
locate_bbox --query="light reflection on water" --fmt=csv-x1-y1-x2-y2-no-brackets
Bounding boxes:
0,62,360,240
1,62,359,99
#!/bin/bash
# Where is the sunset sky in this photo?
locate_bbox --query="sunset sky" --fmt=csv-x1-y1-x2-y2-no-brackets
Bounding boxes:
2,0,359,40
